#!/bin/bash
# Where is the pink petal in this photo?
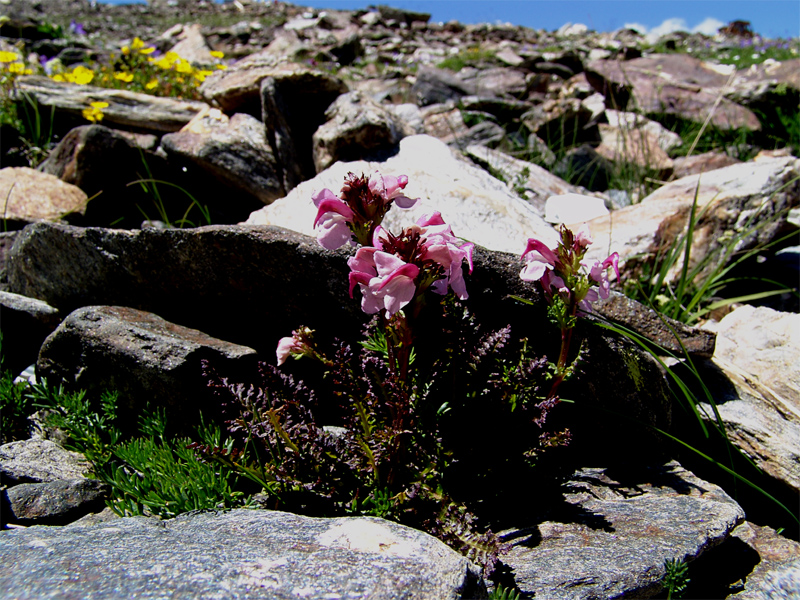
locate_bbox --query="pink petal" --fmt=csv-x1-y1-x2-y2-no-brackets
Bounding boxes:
313,198,353,228
521,238,558,265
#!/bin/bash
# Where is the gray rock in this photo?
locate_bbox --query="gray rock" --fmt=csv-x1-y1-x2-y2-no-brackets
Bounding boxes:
4,223,363,354
36,306,259,434
3,477,109,526
0,231,19,291
503,461,745,599
35,124,184,228
553,144,613,192
731,557,800,600
521,98,598,149
260,68,349,187
0,439,89,487
200,52,347,116
5,223,357,355
411,66,478,106
161,110,285,205
728,522,800,599
0,290,60,377
312,90,405,172
0,509,486,599
11,76,209,134
592,291,716,358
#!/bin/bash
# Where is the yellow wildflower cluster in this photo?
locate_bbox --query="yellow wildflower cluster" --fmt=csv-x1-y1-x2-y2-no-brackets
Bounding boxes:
45,37,227,104
52,65,95,85
0,51,33,76
82,101,109,123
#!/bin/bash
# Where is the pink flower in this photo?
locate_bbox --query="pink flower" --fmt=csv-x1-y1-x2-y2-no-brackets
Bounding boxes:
414,212,474,299
313,172,419,250
520,226,621,313
312,188,355,250
520,238,558,283
276,332,305,365
348,249,419,316
368,172,417,209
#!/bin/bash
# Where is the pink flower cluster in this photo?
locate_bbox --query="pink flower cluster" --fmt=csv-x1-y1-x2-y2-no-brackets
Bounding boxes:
521,225,619,312
348,212,474,316
312,172,418,250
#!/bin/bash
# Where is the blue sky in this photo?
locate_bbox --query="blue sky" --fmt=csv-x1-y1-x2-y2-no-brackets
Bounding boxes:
100,1,800,39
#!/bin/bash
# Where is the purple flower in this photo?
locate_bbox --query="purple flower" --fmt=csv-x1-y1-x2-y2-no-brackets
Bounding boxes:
69,20,86,36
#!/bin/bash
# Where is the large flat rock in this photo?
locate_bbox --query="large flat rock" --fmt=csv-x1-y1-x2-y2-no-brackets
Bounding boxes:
0,509,486,599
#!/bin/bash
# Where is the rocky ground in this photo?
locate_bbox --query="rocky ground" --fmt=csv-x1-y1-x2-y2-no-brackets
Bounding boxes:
1,1,799,598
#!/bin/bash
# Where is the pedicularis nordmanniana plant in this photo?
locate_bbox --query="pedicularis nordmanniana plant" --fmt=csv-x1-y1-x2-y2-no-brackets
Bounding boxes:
200,171,620,575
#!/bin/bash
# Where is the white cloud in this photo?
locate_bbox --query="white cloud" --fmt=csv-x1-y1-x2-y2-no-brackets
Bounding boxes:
691,17,725,36
638,17,725,41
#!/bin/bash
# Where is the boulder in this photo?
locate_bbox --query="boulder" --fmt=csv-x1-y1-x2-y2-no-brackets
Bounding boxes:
160,109,285,206
0,290,60,377
672,151,741,179
464,145,586,215
312,90,406,172
36,306,259,434
200,52,347,116
0,167,87,228
582,155,800,276
0,509,486,599
503,461,744,598
0,439,89,487
586,55,762,131
260,68,349,188
696,306,800,494
3,478,109,526
164,23,215,65
729,522,800,599
36,124,189,228
5,223,357,355
410,66,478,106
246,134,560,254
11,76,210,134
553,144,614,192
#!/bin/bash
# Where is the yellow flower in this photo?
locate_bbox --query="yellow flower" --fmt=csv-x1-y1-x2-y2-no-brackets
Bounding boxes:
131,37,145,50
193,69,213,82
70,65,95,85
216,64,227,70
175,60,193,74
52,73,65,82
209,50,224,59
7,62,32,75
121,46,130,56
113,71,134,82
0,51,20,63
139,46,156,55
82,101,109,123
145,78,158,90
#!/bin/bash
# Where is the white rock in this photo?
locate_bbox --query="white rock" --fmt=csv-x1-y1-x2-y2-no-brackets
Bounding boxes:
545,193,609,225
245,135,558,253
